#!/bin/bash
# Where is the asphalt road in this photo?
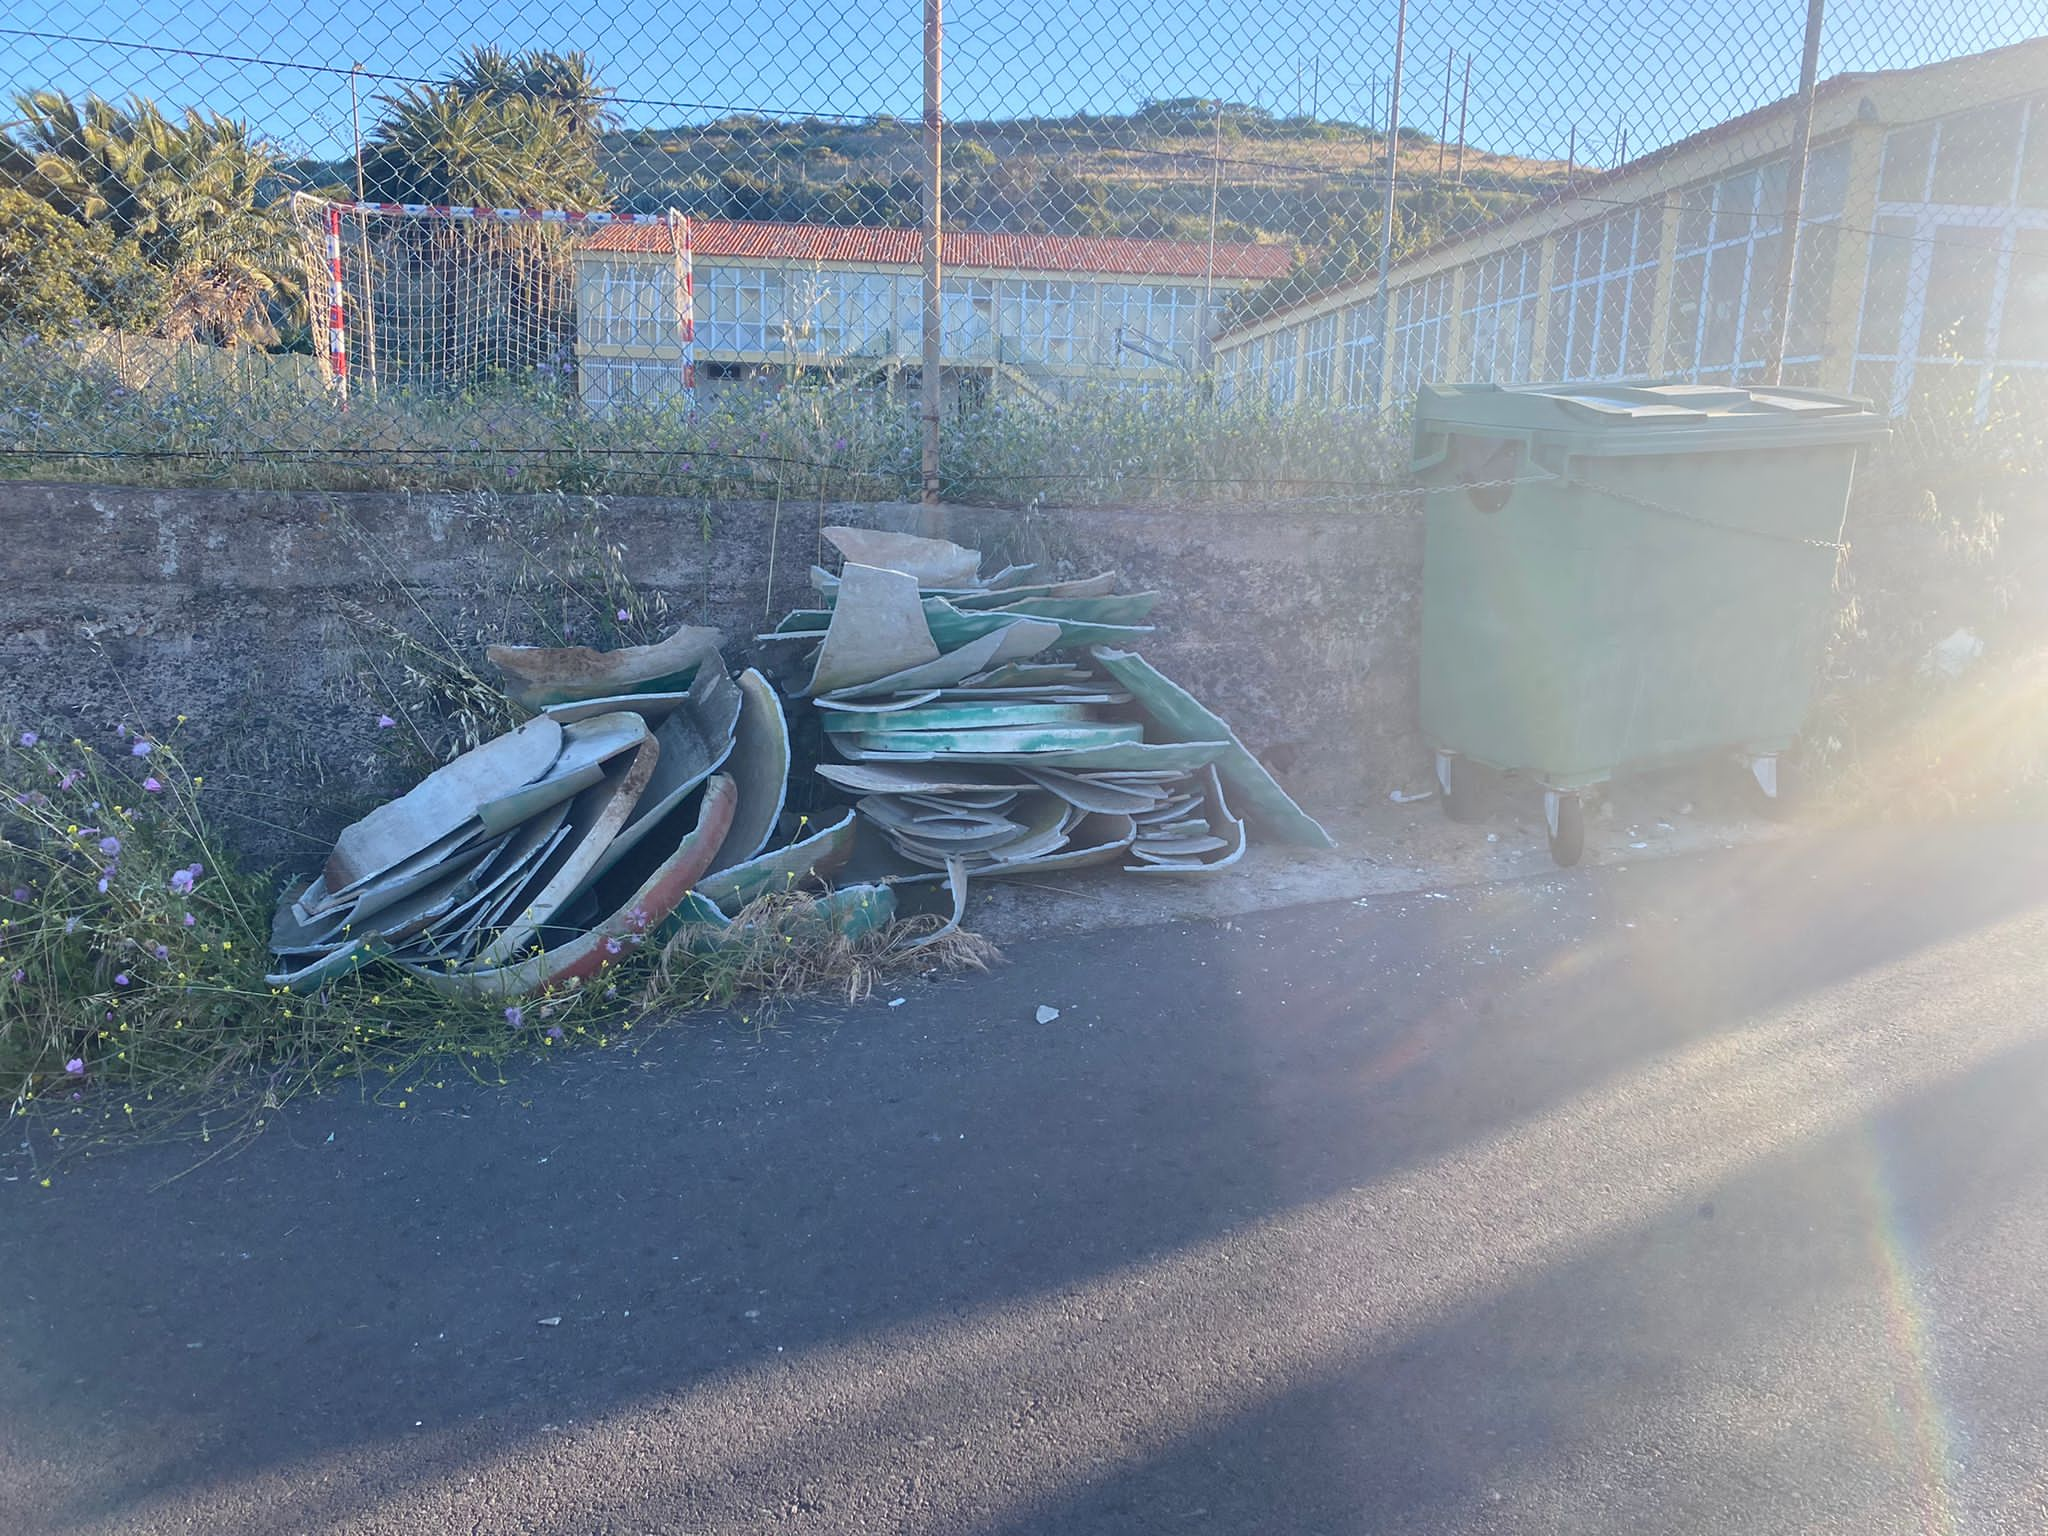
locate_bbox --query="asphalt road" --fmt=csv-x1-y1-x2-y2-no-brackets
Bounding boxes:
6,823,2048,1535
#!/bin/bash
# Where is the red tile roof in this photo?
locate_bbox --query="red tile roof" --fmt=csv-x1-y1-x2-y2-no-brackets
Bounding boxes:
585,217,1294,279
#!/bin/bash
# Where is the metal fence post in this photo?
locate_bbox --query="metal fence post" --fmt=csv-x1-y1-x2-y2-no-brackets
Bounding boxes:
1372,0,1408,410
921,0,944,505
1770,0,1826,384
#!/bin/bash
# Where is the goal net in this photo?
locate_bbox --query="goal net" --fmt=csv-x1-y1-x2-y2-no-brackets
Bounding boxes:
293,198,694,413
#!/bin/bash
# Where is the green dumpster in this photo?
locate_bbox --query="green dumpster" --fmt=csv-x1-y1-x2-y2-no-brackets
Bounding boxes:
1410,380,1888,865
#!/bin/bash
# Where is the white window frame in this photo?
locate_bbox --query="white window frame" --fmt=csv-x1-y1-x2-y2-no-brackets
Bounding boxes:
1461,245,1540,383
1342,299,1380,408
1854,99,2048,420
1391,273,1452,399
1547,210,1656,382
1303,312,1339,401
1268,325,1299,407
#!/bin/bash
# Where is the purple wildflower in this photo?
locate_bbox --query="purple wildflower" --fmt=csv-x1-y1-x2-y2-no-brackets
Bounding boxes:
18,730,38,747
603,936,622,955
10,969,23,984
170,868,196,895
546,1024,564,1041
834,436,847,453
57,770,79,791
65,1058,85,1076
616,608,630,623
153,944,169,961
376,714,396,729
504,1005,524,1028
115,724,127,737
181,912,195,926
9,888,27,903
131,739,153,757
142,776,162,793
114,972,129,986
98,836,121,856
97,877,109,894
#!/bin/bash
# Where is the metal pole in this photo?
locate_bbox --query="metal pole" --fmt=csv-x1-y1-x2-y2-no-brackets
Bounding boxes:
1204,101,1222,352
1770,0,1826,384
1313,54,1321,120
920,0,943,504
324,202,349,408
1438,49,1453,178
1566,123,1576,182
1373,0,1407,410
349,64,378,398
1455,55,1470,184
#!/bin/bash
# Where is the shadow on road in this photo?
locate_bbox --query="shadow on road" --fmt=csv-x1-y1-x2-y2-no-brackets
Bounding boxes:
2,822,2044,1532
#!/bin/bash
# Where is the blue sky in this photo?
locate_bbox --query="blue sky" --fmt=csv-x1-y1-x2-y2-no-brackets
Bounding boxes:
2,0,2034,164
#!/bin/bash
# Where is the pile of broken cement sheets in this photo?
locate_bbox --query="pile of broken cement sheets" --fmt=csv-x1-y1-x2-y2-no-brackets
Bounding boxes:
772,527,1334,917
265,627,891,997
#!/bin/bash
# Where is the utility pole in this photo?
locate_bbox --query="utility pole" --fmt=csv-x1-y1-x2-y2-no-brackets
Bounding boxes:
1372,0,1407,410
1455,55,1471,184
1438,48,1454,178
1566,123,1577,182
920,0,943,504
1770,0,1826,383
1313,54,1322,120
349,63,377,398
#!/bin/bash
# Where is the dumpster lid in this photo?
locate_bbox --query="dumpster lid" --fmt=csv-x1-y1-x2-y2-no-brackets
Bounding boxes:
1414,380,1890,451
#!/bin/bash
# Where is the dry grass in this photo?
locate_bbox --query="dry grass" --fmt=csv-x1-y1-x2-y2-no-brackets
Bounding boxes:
641,889,1000,1012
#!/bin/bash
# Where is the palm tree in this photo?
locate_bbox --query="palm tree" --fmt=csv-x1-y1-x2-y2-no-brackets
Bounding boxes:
358,53,613,388
450,47,615,143
4,90,299,343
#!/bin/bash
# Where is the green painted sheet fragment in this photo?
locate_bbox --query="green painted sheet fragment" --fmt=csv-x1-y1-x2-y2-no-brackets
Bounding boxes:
989,592,1160,626
821,701,1098,734
704,669,790,873
921,599,1154,653
850,723,1143,755
841,738,1228,772
691,808,858,916
819,618,1060,699
1090,646,1336,849
669,883,898,953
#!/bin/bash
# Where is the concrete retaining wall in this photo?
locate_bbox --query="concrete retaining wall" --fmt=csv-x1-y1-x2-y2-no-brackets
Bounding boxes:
0,483,1425,867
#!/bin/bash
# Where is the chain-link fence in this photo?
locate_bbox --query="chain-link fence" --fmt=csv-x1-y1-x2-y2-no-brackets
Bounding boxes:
1,0,2043,502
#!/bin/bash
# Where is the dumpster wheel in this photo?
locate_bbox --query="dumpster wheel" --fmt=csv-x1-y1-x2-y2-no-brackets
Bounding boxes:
1544,789,1585,867
1435,751,1479,823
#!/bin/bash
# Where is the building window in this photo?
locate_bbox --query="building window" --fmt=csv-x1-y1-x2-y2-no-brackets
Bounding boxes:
702,265,784,352
1342,299,1380,407
1461,245,1540,383
942,277,998,358
1303,312,1339,401
1268,326,1299,406
1391,273,1452,398
1544,210,1656,381
1663,139,1849,385
580,355,686,410
584,260,675,348
1003,279,1089,364
1216,343,1241,404
1853,98,2048,420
